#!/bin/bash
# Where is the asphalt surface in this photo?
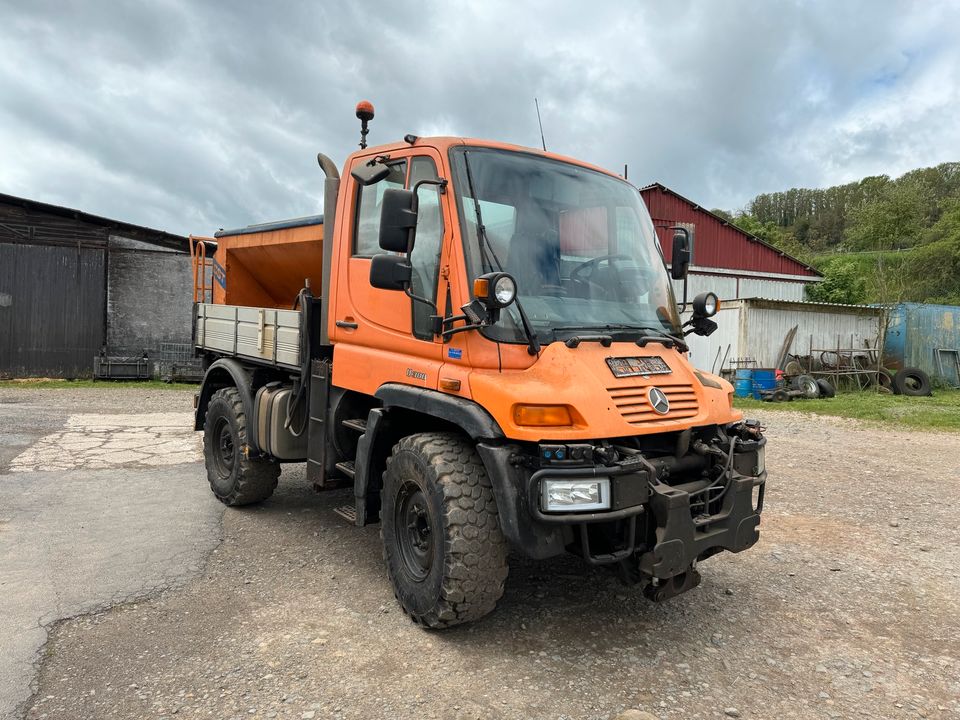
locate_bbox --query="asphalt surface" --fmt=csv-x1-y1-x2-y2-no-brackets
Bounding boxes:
2,386,959,720
0,387,222,720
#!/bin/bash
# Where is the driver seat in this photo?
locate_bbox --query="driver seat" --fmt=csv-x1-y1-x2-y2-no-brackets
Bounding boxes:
506,205,561,294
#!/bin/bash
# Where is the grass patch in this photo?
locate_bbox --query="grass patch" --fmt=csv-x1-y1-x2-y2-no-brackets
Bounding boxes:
0,378,196,391
735,388,960,430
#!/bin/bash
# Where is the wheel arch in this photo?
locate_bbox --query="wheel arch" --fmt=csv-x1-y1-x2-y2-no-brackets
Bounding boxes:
352,384,505,526
194,359,289,446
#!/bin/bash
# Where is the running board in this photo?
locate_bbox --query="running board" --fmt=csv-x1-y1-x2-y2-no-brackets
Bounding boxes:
333,505,357,524
341,418,367,433
335,460,356,479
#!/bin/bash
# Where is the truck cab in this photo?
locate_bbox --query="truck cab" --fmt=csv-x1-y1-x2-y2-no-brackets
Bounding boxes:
192,105,766,628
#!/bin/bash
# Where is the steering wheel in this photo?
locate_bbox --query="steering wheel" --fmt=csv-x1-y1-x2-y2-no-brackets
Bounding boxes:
569,254,630,284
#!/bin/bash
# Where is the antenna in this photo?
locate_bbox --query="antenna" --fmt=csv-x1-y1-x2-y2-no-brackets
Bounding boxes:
624,164,628,180
534,98,547,151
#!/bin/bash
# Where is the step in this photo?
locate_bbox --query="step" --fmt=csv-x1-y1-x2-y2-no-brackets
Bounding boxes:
341,418,367,433
335,460,356,479
333,505,357,524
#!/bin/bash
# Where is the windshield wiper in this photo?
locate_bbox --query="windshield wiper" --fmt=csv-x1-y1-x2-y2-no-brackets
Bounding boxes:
462,151,540,355
552,324,688,352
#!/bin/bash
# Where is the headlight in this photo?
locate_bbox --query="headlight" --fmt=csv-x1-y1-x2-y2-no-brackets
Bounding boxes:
493,274,516,306
541,478,611,512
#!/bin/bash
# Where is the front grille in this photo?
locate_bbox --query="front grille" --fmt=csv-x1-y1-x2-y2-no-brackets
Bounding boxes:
608,383,699,424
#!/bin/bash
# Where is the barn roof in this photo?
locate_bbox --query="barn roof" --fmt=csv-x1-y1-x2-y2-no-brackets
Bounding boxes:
0,192,188,252
639,182,821,278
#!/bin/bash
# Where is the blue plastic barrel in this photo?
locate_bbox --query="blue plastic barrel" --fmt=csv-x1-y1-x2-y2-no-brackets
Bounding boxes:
752,369,777,399
733,369,753,398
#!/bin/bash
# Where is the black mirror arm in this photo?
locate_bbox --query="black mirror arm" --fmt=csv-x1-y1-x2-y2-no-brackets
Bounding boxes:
411,177,448,196
441,322,485,339
404,286,439,315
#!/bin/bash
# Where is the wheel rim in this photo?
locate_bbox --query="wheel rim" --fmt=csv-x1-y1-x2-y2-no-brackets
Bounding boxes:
395,482,433,581
212,416,236,478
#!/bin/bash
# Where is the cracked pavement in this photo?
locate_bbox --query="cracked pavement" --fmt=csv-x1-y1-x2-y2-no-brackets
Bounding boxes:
0,386,221,720
2,385,958,720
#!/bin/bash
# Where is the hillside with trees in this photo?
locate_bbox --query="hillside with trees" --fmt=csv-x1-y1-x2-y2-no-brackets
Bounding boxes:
715,162,960,305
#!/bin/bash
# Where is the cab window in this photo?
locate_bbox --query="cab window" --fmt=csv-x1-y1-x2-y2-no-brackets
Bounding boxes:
353,161,407,256
408,157,444,339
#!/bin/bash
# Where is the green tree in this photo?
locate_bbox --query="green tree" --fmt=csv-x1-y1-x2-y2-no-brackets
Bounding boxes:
844,180,928,251
805,257,867,304
903,199,960,303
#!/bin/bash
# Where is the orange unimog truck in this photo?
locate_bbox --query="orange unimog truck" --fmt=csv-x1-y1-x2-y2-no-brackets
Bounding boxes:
191,102,767,628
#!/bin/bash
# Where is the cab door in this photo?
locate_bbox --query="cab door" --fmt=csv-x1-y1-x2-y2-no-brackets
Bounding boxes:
331,148,451,395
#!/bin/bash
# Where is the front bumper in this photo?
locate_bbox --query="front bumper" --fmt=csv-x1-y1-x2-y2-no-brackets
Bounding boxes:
477,438,765,577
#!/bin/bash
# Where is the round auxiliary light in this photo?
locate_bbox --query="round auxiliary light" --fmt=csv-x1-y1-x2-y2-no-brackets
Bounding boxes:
493,274,517,307
693,291,720,318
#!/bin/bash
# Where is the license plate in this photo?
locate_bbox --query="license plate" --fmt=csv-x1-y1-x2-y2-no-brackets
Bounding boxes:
606,356,672,378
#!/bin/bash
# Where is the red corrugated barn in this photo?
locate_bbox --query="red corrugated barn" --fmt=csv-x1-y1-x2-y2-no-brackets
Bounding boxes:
640,183,822,301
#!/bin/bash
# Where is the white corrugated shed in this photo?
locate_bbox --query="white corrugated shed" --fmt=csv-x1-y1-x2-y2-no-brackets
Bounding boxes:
672,269,810,305
683,298,887,373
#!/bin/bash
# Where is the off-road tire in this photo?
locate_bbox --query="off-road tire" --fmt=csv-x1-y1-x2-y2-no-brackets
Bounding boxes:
203,387,280,506
381,432,508,629
815,378,836,398
893,367,932,397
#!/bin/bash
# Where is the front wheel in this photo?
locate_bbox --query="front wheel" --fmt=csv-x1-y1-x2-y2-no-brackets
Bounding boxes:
381,432,508,628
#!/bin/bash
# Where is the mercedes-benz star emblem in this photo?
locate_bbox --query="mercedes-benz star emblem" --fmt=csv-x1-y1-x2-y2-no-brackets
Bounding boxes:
648,387,670,415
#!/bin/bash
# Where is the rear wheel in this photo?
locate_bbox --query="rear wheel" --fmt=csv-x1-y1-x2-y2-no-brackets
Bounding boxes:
203,387,280,505
381,432,508,628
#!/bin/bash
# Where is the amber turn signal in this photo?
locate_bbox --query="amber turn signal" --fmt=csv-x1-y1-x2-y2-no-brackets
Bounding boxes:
513,404,573,427
474,278,490,299
439,378,461,392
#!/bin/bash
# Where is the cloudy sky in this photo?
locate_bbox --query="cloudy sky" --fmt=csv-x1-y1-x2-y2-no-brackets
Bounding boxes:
2,1,958,236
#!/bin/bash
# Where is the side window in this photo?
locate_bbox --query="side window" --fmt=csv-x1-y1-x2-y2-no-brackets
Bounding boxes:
353,161,407,256
408,157,444,340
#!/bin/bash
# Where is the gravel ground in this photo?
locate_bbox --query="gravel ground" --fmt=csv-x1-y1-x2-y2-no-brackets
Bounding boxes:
6,386,960,720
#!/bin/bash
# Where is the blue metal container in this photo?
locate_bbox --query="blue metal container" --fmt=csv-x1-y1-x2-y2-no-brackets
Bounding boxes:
734,369,753,398
882,303,960,384
752,369,777,399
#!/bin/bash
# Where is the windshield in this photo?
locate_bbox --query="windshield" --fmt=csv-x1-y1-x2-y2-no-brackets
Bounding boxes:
450,147,682,344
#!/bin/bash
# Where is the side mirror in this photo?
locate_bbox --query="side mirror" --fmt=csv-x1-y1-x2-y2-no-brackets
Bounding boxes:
379,188,418,253
370,254,412,291
671,229,691,280
351,160,391,187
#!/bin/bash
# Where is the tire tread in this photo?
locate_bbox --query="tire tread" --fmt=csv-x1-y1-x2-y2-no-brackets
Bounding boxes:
204,387,280,506
382,432,508,629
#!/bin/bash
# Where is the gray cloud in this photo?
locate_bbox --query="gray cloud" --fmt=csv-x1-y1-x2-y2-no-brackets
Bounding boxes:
1,0,958,235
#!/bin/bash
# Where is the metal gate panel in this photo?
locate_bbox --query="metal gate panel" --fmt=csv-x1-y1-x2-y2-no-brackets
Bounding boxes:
0,243,105,378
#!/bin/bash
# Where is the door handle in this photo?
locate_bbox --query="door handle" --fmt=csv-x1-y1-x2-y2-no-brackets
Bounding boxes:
336,320,359,329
